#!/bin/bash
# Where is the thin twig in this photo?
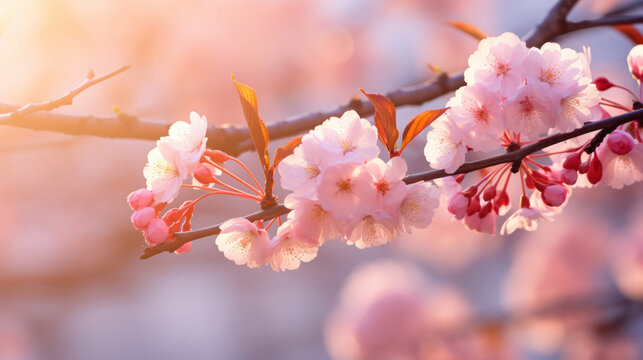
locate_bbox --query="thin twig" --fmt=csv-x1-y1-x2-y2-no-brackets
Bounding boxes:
140,109,643,259
0,66,130,120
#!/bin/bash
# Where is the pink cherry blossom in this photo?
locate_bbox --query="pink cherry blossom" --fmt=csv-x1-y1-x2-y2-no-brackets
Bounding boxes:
127,188,154,210
446,85,504,151
144,218,170,245
143,140,190,204
554,78,602,132
345,213,397,249
503,86,554,139
316,162,376,221
284,195,342,246
464,208,497,234
311,110,379,163
278,135,340,198
215,218,269,268
165,111,208,171
399,182,440,232
522,42,585,97
424,117,467,173
131,206,156,230
501,197,549,235
464,32,528,96
597,139,643,189
433,176,462,198
366,157,407,216
265,220,318,272
627,44,643,83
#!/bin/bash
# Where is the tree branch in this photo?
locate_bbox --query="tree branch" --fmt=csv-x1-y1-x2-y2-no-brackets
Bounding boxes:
0,66,130,120
140,109,643,259
2,2,643,156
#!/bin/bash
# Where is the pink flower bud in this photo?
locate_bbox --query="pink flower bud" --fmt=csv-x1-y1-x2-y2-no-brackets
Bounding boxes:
628,44,643,83
127,188,154,210
607,130,635,155
482,186,496,202
462,185,478,198
560,169,578,185
131,207,156,230
204,149,230,163
587,154,602,184
578,160,590,174
194,163,216,184
563,153,581,170
447,192,469,220
593,77,614,91
519,194,530,209
479,201,492,218
542,185,567,207
144,219,170,245
466,196,481,216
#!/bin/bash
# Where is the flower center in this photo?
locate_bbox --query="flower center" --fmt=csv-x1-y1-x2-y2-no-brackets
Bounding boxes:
336,178,353,194
520,97,534,114
376,180,390,195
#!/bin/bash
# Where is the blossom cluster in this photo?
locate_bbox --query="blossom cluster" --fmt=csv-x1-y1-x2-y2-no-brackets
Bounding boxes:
425,32,601,173
425,34,643,236
217,110,440,271
128,112,208,253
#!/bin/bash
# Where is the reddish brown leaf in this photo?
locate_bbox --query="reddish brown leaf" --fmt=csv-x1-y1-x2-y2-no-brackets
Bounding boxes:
400,108,448,153
232,75,270,172
181,206,195,232
615,25,643,44
449,21,488,41
273,136,302,168
361,89,398,155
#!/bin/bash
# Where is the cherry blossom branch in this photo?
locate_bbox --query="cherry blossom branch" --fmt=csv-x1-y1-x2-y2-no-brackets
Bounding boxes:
140,109,643,259
0,66,130,121
2,0,643,156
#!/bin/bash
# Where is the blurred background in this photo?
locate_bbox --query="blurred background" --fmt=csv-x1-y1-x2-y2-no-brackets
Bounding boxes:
0,0,641,359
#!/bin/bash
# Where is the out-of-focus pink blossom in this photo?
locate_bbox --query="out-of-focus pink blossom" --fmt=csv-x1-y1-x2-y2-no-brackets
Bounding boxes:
610,223,643,300
215,218,269,268
627,44,643,83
